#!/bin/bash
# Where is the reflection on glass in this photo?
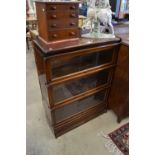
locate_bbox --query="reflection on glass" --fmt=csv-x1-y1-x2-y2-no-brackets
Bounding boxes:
52,70,109,103
52,50,113,78
55,90,106,122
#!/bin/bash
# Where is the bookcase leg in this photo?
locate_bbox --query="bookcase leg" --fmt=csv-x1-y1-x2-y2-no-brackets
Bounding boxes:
117,116,121,123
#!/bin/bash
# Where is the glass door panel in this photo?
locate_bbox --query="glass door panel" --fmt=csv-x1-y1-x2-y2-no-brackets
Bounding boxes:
54,90,107,123
51,49,114,78
52,69,110,104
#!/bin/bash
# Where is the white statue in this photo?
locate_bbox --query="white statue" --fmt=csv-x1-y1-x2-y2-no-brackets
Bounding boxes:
82,0,115,38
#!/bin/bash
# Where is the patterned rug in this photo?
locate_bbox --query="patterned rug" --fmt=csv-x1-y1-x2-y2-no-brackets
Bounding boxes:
100,123,129,155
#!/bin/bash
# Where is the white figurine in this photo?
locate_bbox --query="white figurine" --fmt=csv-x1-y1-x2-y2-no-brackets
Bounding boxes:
82,0,115,38
97,7,114,34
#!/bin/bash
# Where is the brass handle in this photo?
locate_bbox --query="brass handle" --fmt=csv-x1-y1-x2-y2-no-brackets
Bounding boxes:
51,15,57,19
70,32,76,36
70,5,76,9
70,22,76,26
70,13,76,18
52,34,58,38
51,23,57,27
51,6,56,10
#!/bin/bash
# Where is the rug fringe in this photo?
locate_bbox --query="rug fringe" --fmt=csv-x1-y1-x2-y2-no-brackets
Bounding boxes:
98,131,123,155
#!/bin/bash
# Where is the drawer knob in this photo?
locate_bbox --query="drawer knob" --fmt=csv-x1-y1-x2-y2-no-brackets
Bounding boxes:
51,15,57,19
52,34,58,38
70,32,76,36
51,6,56,10
70,13,76,18
51,23,57,27
70,5,76,9
70,22,76,26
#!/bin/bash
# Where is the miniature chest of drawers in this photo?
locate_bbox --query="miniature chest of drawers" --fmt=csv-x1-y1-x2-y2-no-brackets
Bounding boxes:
33,37,121,137
35,1,80,42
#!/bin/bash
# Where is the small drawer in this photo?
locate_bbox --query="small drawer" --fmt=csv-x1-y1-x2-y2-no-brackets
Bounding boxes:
46,4,64,11
69,4,78,10
46,4,79,12
48,28,79,41
54,89,108,123
47,11,78,20
48,19,78,29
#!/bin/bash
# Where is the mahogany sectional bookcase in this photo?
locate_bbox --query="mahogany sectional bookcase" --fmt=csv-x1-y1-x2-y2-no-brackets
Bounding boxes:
33,37,120,137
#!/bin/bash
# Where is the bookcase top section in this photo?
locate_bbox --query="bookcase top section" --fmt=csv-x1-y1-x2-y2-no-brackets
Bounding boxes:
33,37,121,57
